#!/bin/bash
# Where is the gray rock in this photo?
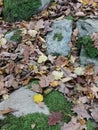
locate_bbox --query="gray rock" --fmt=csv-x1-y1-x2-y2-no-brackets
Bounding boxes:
5,31,14,41
77,19,98,37
80,47,98,65
46,19,72,56
41,0,51,7
0,87,49,119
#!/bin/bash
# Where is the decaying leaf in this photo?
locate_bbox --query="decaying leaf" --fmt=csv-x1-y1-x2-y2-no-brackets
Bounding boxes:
90,107,98,122
48,111,62,126
61,116,87,130
72,103,91,119
0,108,15,115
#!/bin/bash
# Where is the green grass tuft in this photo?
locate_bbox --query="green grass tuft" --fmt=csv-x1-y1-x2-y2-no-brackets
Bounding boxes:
53,33,63,41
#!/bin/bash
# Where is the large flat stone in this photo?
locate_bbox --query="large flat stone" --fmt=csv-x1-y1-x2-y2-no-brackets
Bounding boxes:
77,19,98,37
46,19,72,56
0,87,49,119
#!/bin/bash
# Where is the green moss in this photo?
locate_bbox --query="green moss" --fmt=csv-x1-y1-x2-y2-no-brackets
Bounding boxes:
0,113,61,130
44,90,73,122
76,35,98,58
53,33,63,41
3,0,41,22
87,120,95,130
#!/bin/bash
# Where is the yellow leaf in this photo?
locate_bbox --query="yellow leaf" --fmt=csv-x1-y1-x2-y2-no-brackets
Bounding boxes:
38,54,48,63
52,71,63,80
33,94,43,103
50,81,59,87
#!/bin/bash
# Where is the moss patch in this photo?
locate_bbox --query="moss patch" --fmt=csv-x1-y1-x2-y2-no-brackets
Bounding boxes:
76,35,98,58
0,113,61,130
44,90,73,122
3,0,41,22
53,33,63,41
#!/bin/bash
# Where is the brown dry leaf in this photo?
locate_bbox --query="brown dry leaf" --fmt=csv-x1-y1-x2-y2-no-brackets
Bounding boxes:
39,76,48,88
75,12,85,16
58,81,69,94
35,19,44,30
22,77,31,86
90,107,98,122
0,108,15,115
31,84,42,93
48,111,62,126
0,81,8,95
55,56,69,67
61,77,72,83
78,96,89,104
72,103,91,119
39,74,54,88
73,28,79,37
61,116,87,130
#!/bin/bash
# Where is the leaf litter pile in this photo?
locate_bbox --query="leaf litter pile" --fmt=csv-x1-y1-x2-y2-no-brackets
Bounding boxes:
0,0,98,129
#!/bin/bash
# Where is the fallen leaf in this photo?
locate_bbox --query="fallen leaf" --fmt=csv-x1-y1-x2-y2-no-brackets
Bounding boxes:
61,116,87,130
72,103,91,119
0,108,15,115
75,12,85,16
33,94,43,103
35,19,44,30
50,81,59,87
31,84,42,93
28,30,37,37
74,67,85,75
90,107,98,122
48,111,62,126
38,54,48,63
52,71,63,80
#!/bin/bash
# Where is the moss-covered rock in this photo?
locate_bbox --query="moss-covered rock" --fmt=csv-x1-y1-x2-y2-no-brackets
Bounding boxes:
3,0,41,22
76,35,98,58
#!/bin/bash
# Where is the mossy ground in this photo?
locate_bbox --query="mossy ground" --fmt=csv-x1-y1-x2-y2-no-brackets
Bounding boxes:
0,91,94,130
3,0,41,22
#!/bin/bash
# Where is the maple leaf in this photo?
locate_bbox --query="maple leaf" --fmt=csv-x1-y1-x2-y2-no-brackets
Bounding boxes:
61,116,87,130
48,111,62,126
